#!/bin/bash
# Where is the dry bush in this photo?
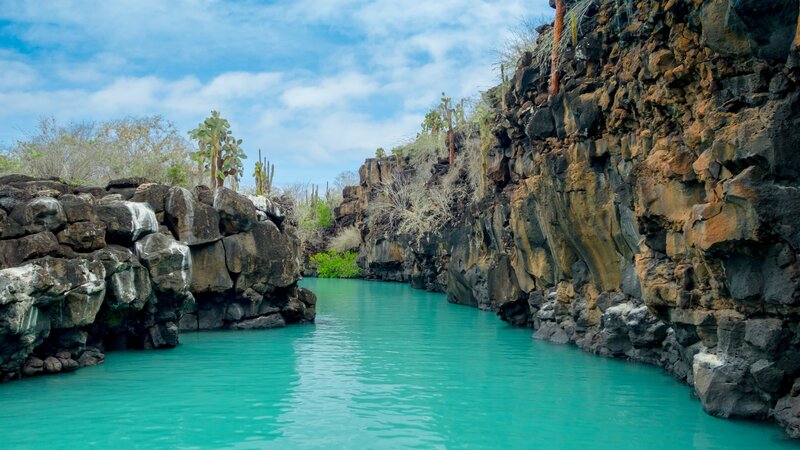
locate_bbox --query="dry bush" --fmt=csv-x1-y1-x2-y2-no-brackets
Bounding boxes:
11,116,197,186
531,0,596,73
329,226,362,252
366,166,466,239
496,16,546,72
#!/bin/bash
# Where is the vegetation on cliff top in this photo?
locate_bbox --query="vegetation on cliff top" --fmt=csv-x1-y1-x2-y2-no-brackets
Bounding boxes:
188,111,246,190
0,116,199,187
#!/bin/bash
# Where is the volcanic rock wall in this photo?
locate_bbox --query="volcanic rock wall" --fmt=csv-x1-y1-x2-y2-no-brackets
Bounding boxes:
0,175,315,381
337,0,800,437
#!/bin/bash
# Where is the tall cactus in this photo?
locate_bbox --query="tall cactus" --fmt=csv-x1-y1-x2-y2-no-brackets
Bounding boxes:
794,5,800,52
310,184,319,219
550,0,566,96
266,160,274,195
254,149,264,195
253,150,275,196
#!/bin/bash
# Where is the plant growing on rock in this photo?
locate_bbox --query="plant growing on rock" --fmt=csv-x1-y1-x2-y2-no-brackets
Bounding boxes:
440,92,456,165
309,250,361,278
253,149,275,196
794,4,800,51
367,169,465,238
10,116,197,186
329,226,362,253
189,111,246,189
550,0,566,96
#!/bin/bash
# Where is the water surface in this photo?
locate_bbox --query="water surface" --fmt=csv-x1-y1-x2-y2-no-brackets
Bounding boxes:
0,278,796,449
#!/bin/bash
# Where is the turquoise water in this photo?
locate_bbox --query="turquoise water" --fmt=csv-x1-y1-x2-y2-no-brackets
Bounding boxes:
0,279,796,449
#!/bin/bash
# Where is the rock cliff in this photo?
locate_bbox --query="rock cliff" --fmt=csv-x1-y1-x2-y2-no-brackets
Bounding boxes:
336,0,800,437
0,176,315,381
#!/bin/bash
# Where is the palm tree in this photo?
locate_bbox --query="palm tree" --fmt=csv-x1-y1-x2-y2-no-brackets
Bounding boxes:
550,0,566,96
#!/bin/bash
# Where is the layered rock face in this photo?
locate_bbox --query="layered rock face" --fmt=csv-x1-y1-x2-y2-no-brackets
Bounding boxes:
338,0,800,437
0,176,315,381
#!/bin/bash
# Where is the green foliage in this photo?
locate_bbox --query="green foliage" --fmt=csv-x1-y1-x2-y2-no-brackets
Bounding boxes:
189,110,246,189
298,186,334,231
253,149,275,196
0,150,17,175
310,250,361,278
166,165,189,187
420,109,444,137
570,11,578,47
375,147,386,158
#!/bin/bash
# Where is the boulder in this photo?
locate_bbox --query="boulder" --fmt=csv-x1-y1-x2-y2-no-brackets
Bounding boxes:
692,351,769,419
213,188,257,235
56,221,106,252
59,194,96,223
134,233,191,294
9,197,65,233
131,183,171,213
247,195,286,227
0,232,61,268
193,185,214,206
227,313,285,330
164,187,221,245
189,240,233,294
223,221,298,291
93,245,152,311
106,177,151,190
775,379,800,439
95,201,159,244
43,356,62,373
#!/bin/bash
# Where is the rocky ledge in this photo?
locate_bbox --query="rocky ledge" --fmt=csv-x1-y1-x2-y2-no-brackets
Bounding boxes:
0,175,315,381
336,0,800,438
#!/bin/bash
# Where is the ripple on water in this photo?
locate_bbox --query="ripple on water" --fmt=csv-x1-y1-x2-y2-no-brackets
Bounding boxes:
0,278,797,449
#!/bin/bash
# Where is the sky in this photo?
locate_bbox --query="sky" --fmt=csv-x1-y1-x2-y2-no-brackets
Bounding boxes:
0,0,554,187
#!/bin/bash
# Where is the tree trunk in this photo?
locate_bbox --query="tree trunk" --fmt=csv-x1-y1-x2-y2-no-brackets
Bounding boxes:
210,142,218,189
794,4,800,52
216,154,224,189
447,108,455,165
550,0,566,96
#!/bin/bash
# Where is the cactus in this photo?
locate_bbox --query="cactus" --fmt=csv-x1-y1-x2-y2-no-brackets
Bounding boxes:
550,0,566,96
253,150,275,197
266,159,274,195
794,4,800,52
254,149,264,195
570,11,578,47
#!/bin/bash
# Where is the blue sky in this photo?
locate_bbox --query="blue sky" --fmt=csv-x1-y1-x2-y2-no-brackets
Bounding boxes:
0,0,553,187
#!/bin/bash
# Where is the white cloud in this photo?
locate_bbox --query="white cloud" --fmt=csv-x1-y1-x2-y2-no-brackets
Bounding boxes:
0,0,555,184
0,60,39,89
281,73,379,109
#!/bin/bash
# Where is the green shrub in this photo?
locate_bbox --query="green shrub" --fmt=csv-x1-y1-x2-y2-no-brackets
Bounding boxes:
310,250,361,278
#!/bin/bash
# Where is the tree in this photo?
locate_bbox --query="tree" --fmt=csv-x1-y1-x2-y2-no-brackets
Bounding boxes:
550,0,566,96
189,111,246,189
420,109,444,137
375,147,386,158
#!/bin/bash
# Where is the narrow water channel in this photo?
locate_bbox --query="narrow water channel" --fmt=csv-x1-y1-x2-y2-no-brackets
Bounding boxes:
0,279,795,449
